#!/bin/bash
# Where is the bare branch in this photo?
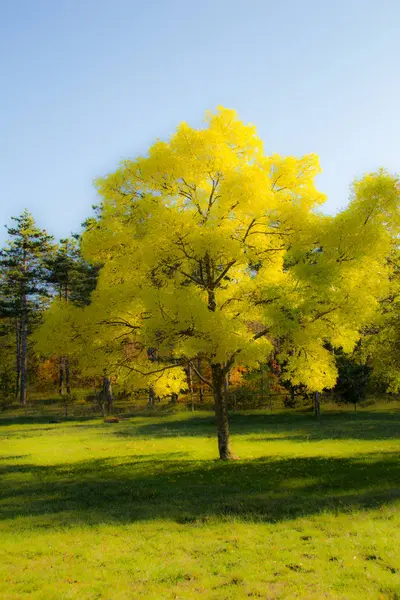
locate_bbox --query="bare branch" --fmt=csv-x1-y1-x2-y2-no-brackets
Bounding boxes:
254,328,270,340
242,218,256,243
213,260,236,287
123,362,183,377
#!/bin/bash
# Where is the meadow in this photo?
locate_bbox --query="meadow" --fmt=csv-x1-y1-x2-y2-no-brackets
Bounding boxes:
0,408,399,599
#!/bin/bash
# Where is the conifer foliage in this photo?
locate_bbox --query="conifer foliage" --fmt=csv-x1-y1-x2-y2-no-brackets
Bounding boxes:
0,210,53,403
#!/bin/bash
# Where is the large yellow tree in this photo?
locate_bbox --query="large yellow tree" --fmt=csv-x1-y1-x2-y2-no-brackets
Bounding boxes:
37,108,400,459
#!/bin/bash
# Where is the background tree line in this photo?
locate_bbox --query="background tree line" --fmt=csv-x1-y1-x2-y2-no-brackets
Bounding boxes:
0,210,98,404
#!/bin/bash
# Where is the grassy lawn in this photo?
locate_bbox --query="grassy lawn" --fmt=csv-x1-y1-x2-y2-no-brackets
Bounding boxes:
0,409,399,599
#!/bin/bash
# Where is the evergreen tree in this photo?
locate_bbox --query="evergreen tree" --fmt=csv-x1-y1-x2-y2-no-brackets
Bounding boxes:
0,210,53,403
334,349,372,409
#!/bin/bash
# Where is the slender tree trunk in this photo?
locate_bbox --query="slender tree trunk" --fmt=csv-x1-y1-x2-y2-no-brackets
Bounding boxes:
103,376,113,415
20,316,27,405
291,387,295,406
64,283,71,396
260,362,264,406
314,391,320,419
211,363,236,460
148,387,155,408
99,398,105,417
188,364,194,412
59,357,65,396
65,358,71,395
19,254,28,406
15,318,21,400
197,356,204,403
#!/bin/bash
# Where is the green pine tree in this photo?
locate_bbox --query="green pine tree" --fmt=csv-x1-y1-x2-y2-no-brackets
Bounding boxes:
0,210,54,403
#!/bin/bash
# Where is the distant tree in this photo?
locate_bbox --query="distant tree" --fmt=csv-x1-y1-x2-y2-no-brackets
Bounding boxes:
0,210,53,403
45,235,99,395
334,350,372,409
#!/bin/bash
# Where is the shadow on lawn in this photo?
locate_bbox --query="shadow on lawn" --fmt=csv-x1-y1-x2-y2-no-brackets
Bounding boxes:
1,409,399,439
133,410,400,441
1,450,399,526
1,410,400,443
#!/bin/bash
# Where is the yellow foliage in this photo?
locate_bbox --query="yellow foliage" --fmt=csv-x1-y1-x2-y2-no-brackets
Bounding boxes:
36,108,400,392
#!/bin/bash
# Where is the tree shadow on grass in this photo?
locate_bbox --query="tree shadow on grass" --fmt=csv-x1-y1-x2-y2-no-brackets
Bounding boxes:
1,450,399,527
132,410,400,442
0,415,101,428
2,411,400,443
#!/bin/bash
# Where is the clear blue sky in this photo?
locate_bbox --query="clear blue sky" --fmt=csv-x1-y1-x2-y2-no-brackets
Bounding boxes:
1,0,399,243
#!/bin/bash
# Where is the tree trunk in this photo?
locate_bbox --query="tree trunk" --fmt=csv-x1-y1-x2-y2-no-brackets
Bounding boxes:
99,397,105,417
65,358,71,395
15,318,21,400
314,391,320,419
197,356,204,403
211,363,236,460
260,362,264,405
19,254,28,406
148,387,155,408
223,371,229,408
19,316,27,405
206,283,236,459
64,281,71,396
103,376,113,415
188,364,194,412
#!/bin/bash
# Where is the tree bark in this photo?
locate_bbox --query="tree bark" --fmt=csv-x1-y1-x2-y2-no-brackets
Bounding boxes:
65,358,71,395
223,370,229,408
314,391,320,419
197,356,204,403
148,387,155,408
211,363,236,460
103,376,113,415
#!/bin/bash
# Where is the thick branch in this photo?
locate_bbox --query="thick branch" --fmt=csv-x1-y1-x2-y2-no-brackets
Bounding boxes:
213,260,236,287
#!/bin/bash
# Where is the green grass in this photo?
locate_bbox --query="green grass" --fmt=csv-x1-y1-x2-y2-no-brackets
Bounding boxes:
0,409,399,599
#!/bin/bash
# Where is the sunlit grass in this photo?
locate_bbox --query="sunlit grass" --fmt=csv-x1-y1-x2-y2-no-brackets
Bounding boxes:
0,409,399,599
